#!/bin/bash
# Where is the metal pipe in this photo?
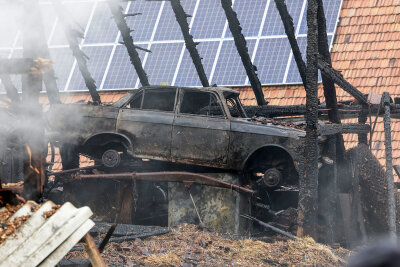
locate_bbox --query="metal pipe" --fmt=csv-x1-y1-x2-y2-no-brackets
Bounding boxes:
74,171,254,195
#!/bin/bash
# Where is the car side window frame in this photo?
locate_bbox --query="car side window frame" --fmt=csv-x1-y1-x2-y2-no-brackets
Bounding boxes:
177,89,227,119
121,89,144,109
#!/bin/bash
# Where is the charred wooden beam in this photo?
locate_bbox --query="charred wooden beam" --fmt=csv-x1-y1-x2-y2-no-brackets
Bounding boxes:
317,123,370,136
297,0,319,239
383,92,397,239
170,0,209,87
108,0,150,87
53,0,101,104
274,0,307,86
357,106,369,144
244,102,400,119
0,75,19,104
244,104,309,117
320,135,337,244
221,0,266,106
74,171,254,195
317,57,367,106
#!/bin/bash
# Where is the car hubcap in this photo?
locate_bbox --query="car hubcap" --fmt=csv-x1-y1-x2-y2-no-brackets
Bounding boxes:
263,168,282,187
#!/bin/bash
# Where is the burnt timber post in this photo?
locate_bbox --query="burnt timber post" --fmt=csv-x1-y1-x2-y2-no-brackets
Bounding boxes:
383,92,397,239
297,0,319,239
53,0,101,104
19,0,61,105
108,0,150,87
21,0,46,201
170,0,209,87
221,0,266,106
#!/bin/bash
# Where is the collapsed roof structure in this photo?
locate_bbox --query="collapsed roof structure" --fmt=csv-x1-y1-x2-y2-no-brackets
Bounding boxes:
0,0,399,253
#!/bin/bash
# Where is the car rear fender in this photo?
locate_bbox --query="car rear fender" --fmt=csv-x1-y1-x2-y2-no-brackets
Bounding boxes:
82,132,133,156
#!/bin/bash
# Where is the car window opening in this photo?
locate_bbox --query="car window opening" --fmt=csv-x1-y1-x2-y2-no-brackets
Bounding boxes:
180,90,224,118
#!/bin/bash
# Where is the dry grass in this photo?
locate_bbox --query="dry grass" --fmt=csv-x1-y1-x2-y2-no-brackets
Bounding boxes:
67,224,348,266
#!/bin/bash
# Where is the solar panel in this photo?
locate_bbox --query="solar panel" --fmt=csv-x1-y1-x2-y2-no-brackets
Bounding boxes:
0,0,343,93
254,38,292,84
298,0,342,34
0,4,20,48
285,35,334,83
142,42,183,86
122,0,162,42
225,0,267,38
49,48,75,91
67,46,113,91
84,2,124,44
211,39,256,86
153,0,197,41
102,45,146,89
190,0,227,39
262,0,304,37
174,41,220,87
50,2,94,46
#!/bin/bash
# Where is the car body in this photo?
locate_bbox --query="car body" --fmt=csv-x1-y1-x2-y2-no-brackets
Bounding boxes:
47,86,307,186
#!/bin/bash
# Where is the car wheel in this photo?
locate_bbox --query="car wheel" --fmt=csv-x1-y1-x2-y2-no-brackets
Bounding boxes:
102,149,121,168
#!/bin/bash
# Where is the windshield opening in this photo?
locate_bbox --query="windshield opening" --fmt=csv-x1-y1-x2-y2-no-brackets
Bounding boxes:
226,96,247,118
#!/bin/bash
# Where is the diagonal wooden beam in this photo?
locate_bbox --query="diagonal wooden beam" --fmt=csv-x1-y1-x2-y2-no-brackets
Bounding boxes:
170,0,209,87
274,0,307,86
221,0,266,106
53,0,101,104
108,0,150,87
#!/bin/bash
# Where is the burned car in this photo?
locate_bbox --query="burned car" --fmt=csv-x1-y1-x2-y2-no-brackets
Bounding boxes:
47,86,307,190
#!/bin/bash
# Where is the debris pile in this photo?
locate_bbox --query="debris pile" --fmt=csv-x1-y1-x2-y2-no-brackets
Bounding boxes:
251,116,307,130
67,224,350,266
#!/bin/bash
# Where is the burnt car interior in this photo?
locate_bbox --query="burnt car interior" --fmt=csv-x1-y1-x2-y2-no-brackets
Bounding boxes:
180,90,224,117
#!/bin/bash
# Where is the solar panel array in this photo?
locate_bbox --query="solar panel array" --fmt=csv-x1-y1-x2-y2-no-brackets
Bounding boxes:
0,0,342,92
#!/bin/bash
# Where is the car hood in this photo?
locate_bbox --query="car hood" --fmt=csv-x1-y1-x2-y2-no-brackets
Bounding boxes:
231,118,306,139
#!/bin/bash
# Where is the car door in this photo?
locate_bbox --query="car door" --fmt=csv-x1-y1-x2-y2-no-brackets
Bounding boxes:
116,88,177,160
171,88,230,166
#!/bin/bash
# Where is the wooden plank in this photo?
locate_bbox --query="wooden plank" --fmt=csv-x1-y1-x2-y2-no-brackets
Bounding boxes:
39,220,95,267
3,202,78,266
23,207,93,266
84,233,106,267
0,201,55,262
